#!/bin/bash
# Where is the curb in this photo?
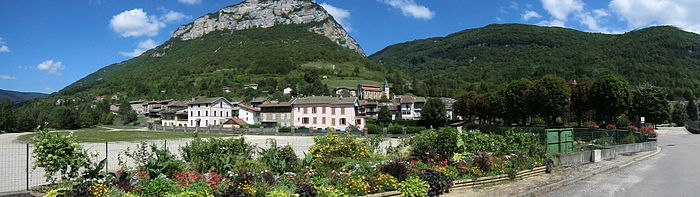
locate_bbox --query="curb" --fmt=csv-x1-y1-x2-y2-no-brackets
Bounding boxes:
517,146,662,197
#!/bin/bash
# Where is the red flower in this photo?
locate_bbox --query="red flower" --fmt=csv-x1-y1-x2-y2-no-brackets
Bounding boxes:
117,170,123,174
134,187,141,192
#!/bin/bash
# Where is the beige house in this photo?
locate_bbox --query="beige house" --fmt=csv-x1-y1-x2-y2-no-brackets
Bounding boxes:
260,102,293,128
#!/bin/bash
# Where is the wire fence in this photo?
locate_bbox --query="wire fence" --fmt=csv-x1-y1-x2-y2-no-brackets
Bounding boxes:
0,136,399,194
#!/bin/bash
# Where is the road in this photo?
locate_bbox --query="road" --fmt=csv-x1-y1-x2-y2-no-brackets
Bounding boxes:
545,127,700,197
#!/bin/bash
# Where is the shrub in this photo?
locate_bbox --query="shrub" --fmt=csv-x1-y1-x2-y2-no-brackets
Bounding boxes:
44,187,69,197
411,128,459,161
419,169,453,196
620,133,638,144
397,177,429,197
32,128,89,182
295,184,317,197
265,189,298,197
341,175,370,196
388,125,403,134
315,185,348,197
309,133,370,162
368,173,398,193
181,137,254,174
380,161,409,181
498,129,544,158
460,130,502,155
278,127,292,133
365,123,383,134
259,139,299,174
121,142,183,178
135,178,178,197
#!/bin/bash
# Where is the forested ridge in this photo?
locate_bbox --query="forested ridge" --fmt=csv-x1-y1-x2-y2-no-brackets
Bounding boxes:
370,23,700,99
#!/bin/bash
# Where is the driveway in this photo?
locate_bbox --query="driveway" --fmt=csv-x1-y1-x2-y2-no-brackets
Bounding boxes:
544,127,700,197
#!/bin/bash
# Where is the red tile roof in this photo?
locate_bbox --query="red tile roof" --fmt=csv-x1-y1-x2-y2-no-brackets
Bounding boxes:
238,104,261,112
223,117,247,125
362,87,383,92
360,84,381,88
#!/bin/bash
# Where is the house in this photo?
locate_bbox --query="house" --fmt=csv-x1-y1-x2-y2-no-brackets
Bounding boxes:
187,97,234,127
334,87,356,97
109,104,119,115
223,86,231,93
129,100,146,116
397,95,426,120
291,96,365,131
160,101,189,127
238,104,261,124
55,99,65,106
440,97,456,120
358,100,378,119
357,84,383,100
283,87,293,95
111,95,120,100
250,97,268,108
95,96,106,102
144,99,173,123
223,117,248,128
243,83,258,90
260,101,293,128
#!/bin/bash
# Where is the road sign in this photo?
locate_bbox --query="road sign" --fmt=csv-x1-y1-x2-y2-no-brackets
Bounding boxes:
641,117,645,124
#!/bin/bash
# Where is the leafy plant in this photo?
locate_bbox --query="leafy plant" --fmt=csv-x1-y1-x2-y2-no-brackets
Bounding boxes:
295,184,318,197
32,127,89,182
397,176,429,197
380,161,409,181
135,178,178,197
309,132,370,163
410,128,459,161
181,137,254,174
259,139,299,174
121,142,183,178
368,173,398,193
419,169,453,196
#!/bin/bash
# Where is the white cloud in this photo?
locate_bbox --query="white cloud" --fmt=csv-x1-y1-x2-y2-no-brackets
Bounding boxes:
609,0,700,34
178,0,201,5
0,75,16,80
0,37,10,53
522,10,543,21
320,3,352,31
110,9,165,37
381,0,435,20
159,8,190,23
119,39,158,57
541,0,584,21
36,60,65,75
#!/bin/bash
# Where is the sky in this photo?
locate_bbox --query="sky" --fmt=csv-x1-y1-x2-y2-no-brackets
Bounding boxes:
1,0,699,94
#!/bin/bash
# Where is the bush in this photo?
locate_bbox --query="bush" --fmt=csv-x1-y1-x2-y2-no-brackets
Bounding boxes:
388,125,403,134
411,128,459,161
121,142,183,178
265,189,298,197
341,175,370,196
181,137,254,174
308,133,370,162
295,184,317,197
368,173,398,193
259,139,299,174
278,127,292,133
135,178,178,197
498,129,544,158
32,128,89,182
460,130,502,155
380,161,409,181
398,177,429,197
419,169,453,196
365,124,383,134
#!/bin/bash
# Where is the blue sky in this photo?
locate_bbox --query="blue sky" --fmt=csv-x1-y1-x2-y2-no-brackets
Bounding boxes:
1,0,699,94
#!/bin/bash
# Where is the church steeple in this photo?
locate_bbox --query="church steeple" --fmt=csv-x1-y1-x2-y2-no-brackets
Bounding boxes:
383,79,390,98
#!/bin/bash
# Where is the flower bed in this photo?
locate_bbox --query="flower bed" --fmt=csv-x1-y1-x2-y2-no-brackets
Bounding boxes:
33,127,546,197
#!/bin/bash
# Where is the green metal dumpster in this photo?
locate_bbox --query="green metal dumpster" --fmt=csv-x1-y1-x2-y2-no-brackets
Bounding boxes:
545,128,574,154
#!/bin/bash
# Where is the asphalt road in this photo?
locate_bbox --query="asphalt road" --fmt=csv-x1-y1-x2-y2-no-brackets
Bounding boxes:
545,127,700,197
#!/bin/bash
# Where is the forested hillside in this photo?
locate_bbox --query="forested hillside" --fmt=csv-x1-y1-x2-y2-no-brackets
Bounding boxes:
0,89,47,103
370,24,700,99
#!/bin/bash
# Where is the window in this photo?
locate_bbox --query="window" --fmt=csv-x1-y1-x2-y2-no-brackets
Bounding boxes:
313,117,317,124
206,111,208,116
356,119,362,125
331,107,335,115
322,107,326,114
312,107,317,114
340,118,347,125
198,104,200,108
331,118,336,126
302,117,309,124
340,108,345,115
191,111,193,117
226,111,229,117
198,111,200,116
303,107,308,114
272,114,276,119
214,111,217,117
205,120,208,125
322,117,326,124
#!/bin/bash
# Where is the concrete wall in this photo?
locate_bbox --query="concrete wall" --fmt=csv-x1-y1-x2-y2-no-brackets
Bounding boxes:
555,141,657,166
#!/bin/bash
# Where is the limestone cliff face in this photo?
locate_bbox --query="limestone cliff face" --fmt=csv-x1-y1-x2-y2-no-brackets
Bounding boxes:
172,0,365,56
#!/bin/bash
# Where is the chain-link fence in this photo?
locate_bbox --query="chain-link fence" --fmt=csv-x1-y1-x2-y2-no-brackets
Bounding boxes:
0,136,399,193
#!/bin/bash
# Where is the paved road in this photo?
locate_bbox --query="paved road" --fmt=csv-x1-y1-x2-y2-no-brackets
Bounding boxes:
545,127,700,197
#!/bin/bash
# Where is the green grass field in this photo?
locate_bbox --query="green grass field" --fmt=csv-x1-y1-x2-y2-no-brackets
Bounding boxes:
17,130,236,143
322,79,382,91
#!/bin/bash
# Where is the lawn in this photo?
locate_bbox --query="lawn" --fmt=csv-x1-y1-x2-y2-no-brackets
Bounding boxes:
16,130,236,143
322,79,382,90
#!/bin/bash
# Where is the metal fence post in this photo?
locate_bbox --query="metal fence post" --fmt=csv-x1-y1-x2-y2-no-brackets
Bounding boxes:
105,141,108,173
164,140,168,150
26,143,29,191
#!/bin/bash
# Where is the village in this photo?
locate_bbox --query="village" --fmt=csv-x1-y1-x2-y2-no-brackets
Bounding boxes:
109,80,455,131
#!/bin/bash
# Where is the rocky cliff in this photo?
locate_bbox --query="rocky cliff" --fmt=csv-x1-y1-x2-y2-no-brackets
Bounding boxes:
172,0,365,56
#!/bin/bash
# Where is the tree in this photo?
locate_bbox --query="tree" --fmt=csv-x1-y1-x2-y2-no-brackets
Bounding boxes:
378,106,392,125
524,75,571,125
421,98,448,128
502,79,531,125
77,110,96,128
687,99,698,121
453,91,476,121
15,109,37,132
629,84,670,125
471,93,492,124
119,100,137,125
591,75,631,124
353,66,360,77
49,106,78,129
671,102,688,126
570,77,593,126
0,99,16,132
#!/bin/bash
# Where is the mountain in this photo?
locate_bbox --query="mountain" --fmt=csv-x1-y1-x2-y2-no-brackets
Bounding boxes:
57,0,387,101
0,89,48,102
370,24,700,99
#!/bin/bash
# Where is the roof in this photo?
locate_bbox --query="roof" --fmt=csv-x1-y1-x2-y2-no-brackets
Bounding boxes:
189,97,228,105
292,96,357,105
399,95,415,104
168,100,188,107
260,102,291,108
362,87,383,92
251,97,268,103
360,100,378,106
359,84,381,88
238,104,261,112
414,97,427,103
223,117,248,125
148,99,173,104
129,100,145,104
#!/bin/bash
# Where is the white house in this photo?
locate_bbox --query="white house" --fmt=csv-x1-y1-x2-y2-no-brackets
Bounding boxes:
238,104,261,124
398,95,426,120
187,97,234,127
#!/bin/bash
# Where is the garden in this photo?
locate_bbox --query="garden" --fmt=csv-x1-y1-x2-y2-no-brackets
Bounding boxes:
32,125,546,197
